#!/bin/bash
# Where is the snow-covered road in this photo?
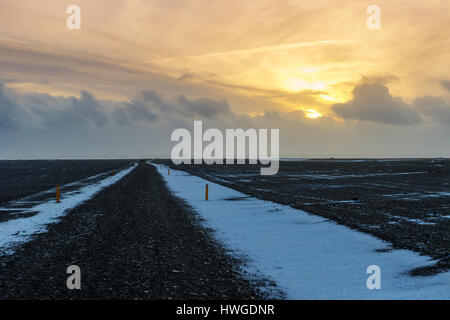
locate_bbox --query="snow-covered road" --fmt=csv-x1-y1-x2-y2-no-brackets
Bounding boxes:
154,163,450,299
0,164,136,255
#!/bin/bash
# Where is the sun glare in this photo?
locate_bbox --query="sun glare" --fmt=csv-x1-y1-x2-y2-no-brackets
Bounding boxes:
284,78,327,92
305,109,322,119
320,94,334,101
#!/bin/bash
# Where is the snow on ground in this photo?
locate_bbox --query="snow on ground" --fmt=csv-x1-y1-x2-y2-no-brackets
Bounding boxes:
153,163,450,299
0,164,136,255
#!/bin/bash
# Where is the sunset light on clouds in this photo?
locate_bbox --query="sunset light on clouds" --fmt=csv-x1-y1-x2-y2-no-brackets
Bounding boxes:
1,0,450,158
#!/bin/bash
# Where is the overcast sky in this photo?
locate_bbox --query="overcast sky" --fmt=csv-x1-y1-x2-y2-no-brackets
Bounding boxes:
1,0,449,159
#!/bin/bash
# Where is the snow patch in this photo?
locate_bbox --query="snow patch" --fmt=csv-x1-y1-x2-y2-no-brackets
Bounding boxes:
0,164,136,255
153,163,449,299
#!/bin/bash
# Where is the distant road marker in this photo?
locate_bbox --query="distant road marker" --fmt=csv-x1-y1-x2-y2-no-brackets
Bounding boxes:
56,184,60,203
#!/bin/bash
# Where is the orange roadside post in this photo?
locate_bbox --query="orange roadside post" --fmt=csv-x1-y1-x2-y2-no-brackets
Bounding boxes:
56,184,60,203
205,184,209,201
168,168,171,175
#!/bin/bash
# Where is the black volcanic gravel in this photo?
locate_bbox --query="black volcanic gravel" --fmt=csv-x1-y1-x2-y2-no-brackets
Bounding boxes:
0,164,270,299
0,160,132,206
154,159,450,276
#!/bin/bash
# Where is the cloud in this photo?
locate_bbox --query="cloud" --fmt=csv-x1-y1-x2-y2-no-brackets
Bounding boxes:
261,110,281,119
360,74,399,85
23,90,109,129
414,95,450,125
0,84,238,131
124,100,159,123
2,81,450,159
333,82,422,125
177,73,194,81
117,89,233,122
0,83,23,129
176,95,232,119
111,106,132,127
440,80,450,92
140,89,177,113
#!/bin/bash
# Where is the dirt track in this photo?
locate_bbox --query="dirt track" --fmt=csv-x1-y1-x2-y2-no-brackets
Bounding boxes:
0,163,267,299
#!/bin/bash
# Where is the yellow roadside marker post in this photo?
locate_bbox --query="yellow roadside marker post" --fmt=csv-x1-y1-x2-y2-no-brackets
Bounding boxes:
168,168,171,175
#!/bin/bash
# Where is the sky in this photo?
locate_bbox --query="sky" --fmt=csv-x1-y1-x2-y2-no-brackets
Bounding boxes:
0,0,450,158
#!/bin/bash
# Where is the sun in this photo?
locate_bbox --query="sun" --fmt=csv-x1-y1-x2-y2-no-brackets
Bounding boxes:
305,109,322,119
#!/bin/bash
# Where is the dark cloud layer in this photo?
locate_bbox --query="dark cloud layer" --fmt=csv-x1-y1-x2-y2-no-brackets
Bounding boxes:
21,90,109,129
441,80,450,92
0,83,22,129
3,81,449,136
124,100,160,123
0,83,237,131
113,89,233,126
1,81,450,159
177,95,232,119
333,82,422,125
414,96,450,125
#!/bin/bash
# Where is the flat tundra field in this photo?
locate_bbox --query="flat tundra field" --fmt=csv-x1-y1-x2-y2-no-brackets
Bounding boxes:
0,159,448,299
157,158,450,275
0,160,131,206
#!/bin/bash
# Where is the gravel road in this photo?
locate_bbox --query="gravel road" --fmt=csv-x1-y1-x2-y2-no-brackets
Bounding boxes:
0,163,267,299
